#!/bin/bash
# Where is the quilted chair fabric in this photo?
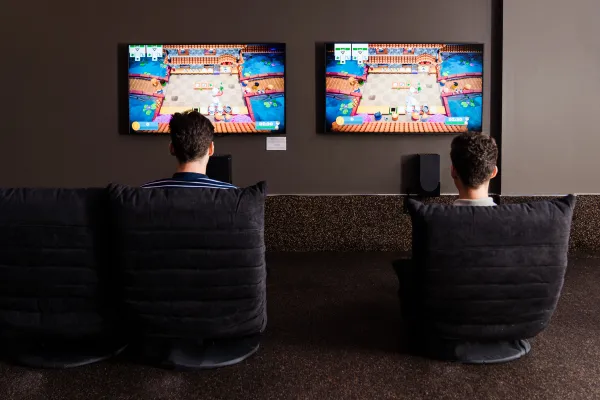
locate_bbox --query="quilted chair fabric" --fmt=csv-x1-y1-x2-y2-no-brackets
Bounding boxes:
403,195,576,362
0,188,124,367
108,182,267,345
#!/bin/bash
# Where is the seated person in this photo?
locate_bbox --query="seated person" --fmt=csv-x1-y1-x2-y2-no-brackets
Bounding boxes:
142,111,236,189
136,112,265,368
450,131,498,206
399,132,530,363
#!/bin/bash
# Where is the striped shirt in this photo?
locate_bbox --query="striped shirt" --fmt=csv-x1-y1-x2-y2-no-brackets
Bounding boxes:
141,172,237,189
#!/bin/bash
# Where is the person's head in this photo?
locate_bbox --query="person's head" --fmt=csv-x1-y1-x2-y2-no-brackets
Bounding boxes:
169,111,215,167
450,132,498,195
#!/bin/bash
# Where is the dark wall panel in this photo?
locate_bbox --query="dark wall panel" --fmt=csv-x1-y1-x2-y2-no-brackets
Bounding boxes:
0,0,492,194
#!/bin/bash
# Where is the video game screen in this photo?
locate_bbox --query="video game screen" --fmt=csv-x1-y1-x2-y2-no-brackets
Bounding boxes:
127,44,286,135
324,43,483,134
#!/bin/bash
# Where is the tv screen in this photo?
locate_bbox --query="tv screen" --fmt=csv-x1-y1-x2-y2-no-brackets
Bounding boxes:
127,44,286,135
324,43,483,134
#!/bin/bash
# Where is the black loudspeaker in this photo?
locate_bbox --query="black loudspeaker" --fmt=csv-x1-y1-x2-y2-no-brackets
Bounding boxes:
418,154,440,197
207,155,232,184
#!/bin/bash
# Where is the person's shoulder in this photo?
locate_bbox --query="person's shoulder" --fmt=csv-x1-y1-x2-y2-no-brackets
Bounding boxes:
141,178,172,188
141,177,237,189
453,198,496,207
197,176,238,189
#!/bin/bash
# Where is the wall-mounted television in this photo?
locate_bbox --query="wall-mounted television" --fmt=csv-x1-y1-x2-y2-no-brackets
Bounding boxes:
324,43,483,134
127,43,286,135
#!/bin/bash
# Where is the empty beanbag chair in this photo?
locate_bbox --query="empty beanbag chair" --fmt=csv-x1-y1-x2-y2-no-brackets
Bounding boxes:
0,188,125,368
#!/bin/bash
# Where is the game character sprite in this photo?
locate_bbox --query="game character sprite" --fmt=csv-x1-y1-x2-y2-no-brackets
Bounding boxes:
406,96,418,113
211,87,222,105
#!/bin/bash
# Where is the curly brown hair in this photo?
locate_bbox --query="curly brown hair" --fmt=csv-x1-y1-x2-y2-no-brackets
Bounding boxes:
450,132,498,188
169,111,214,163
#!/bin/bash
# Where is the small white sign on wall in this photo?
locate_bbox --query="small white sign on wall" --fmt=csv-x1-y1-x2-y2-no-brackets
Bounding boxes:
266,137,286,151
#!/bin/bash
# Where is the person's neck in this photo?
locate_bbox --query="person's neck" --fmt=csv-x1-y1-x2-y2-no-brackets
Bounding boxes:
175,161,207,175
457,185,490,201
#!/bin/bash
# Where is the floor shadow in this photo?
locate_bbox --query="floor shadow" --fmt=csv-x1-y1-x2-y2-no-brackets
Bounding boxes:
264,254,415,354
266,298,406,354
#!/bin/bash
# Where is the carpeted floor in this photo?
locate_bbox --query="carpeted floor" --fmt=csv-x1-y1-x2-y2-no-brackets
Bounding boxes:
1,252,599,400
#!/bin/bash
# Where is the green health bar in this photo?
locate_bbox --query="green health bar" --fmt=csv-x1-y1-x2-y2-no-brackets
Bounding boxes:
255,121,280,130
445,117,469,126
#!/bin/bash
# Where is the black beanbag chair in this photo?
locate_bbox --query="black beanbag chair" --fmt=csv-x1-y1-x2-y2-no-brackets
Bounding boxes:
398,195,576,363
108,182,267,369
0,188,125,368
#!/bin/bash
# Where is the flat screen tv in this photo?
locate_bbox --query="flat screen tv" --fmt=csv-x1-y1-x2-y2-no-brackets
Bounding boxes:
127,43,286,135
324,43,483,134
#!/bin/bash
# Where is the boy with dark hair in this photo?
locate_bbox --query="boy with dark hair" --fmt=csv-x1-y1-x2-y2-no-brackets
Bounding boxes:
450,131,498,206
435,131,529,362
395,132,524,363
142,111,235,189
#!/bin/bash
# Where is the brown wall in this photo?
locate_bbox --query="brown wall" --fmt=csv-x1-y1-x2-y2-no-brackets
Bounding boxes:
0,0,492,194
502,0,600,195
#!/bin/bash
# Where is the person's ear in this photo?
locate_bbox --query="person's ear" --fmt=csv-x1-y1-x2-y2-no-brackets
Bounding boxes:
490,165,499,179
208,142,215,157
169,142,175,156
450,165,458,179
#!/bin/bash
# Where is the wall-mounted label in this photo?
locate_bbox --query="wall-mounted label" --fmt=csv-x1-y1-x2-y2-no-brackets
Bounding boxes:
266,137,286,151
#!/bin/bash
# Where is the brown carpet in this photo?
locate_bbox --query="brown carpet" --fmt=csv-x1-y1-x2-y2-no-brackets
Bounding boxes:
1,252,599,400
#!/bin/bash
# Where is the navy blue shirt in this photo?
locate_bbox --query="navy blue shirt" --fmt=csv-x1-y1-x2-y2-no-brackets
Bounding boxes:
141,172,236,189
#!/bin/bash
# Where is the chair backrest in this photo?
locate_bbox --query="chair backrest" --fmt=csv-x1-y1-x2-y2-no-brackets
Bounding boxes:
407,195,576,341
0,188,112,339
108,182,267,340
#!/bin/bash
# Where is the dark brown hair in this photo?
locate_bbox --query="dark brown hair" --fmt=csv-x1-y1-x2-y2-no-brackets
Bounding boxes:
450,132,498,188
169,111,214,163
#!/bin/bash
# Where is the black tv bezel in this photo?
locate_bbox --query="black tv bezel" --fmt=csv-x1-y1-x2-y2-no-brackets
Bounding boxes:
321,42,485,136
123,42,287,137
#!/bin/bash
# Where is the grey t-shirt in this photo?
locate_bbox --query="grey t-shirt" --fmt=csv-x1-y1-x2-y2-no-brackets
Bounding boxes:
454,197,496,206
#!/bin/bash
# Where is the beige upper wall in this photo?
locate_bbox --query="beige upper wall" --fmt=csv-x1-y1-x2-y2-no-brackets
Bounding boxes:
502,0,600,194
